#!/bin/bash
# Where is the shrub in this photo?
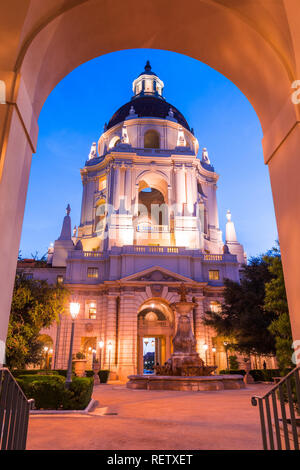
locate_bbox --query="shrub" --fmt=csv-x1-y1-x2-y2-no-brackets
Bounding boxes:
12,369,66,377
74,352,86,360
85,370,94,378
219,369,246,376
219,368,282,382
62,377,94,410
228,355,239,371
54,369,67,377
16,375,94,410
17,375,66,409
12,369,42,377
98,370,109,383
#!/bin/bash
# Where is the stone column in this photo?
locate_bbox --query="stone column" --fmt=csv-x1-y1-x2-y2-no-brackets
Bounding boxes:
267,124,300,363
186,169,194,214
206,182,219,229
191,168,198,207
138,335,143,374
113,165,121,211
80,174,88,225
175,165,186,207
124,166,132,211
193,296,206,358
165,334,171,361
117,292,137,380
0,95,37,363
134,182,139,216
104,294,118,372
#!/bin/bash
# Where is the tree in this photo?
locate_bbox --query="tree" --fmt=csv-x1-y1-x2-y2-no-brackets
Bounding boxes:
264,247,293,370
229,355,239,370
5,275,69,369
203,256,276,356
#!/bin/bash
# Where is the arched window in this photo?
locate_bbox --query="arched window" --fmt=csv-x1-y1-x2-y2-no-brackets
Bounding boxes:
95,199,106,233
109,136,121,149
144,130,160,149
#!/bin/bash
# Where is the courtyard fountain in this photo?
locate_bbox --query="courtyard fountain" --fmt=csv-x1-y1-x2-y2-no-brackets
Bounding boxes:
127,284,245,391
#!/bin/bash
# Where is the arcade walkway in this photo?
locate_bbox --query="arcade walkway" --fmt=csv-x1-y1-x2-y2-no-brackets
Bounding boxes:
27,383,271,450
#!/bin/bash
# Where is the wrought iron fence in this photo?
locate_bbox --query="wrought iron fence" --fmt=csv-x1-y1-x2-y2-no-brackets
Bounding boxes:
251,365,300,450
0,368,34,450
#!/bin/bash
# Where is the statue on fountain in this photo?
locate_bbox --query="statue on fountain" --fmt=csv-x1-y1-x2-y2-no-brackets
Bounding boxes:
155,283,217,376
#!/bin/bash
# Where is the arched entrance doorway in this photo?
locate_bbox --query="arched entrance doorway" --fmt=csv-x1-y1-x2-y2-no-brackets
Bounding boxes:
1,2,300,364
137,299,175,374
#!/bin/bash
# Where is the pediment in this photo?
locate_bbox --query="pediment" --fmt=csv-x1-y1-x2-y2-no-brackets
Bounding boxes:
119,266,193,283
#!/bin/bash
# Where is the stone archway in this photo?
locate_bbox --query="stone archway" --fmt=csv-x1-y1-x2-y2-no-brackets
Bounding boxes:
137,298,175,374
1,1,300,363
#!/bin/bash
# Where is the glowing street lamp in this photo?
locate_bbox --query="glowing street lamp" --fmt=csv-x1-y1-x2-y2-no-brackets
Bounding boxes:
212,347,217,368
98,340,104,369
66,301,80,388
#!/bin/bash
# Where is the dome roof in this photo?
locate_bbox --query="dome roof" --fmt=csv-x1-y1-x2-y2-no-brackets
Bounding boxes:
106,95,190,131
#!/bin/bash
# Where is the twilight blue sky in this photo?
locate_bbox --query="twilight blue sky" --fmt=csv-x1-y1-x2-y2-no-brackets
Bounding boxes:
20,48,278,259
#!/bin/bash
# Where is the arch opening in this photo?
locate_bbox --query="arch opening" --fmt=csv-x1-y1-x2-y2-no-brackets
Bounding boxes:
137,298,175,374
144,130,160,149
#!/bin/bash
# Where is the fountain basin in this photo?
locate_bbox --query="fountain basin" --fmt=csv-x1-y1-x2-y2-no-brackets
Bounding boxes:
127,374,245,392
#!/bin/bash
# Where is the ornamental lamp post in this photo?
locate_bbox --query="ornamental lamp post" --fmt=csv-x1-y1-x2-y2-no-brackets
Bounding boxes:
223,341,229,370
92,348,96,368
212,347,217,366
49,348,53,369
65,301,80,389
98,340,104,369
43,346,49,369
107,341,112,373
203,343,208,365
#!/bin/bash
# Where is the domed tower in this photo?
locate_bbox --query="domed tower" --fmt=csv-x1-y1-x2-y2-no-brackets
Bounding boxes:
78,61,223,253
43,63,246,379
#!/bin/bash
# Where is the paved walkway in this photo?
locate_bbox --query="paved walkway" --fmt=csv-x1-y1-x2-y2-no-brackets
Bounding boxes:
27,383,271,450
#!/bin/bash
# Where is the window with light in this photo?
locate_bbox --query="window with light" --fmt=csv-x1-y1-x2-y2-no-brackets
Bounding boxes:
88,302,97,319
209,270,220,281
87,267,99,279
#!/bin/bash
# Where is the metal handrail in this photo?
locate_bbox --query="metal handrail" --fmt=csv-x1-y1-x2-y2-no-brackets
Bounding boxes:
0,368,35,450
251,365,300,450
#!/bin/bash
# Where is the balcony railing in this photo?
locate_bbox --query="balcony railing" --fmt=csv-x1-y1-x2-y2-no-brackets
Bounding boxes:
68,246,238,262
138,320,171,328
251,365,300,450
136,224,170,233
0,368,34,450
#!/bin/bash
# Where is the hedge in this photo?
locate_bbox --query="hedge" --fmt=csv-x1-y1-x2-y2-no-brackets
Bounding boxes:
16,374,94,410
219,369,282,382
12,369,94,378
84,370,94,378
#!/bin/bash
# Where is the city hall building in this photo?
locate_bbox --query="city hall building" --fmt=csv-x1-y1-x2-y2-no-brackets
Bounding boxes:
18,62,251,381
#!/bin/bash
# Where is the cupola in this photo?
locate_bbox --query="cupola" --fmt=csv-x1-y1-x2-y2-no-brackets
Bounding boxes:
132,61,164,99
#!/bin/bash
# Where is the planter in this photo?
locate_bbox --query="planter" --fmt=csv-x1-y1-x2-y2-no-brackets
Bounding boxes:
98,370,109,383
73,359,87,377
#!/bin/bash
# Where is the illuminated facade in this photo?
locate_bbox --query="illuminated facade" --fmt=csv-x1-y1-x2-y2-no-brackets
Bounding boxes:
20,63,255,380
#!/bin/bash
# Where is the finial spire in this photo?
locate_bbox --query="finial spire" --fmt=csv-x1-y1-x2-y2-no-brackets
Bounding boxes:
58,204,72,241
145,60,151,72
202,148,210,164
225,209,237,242
88,142,97,160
